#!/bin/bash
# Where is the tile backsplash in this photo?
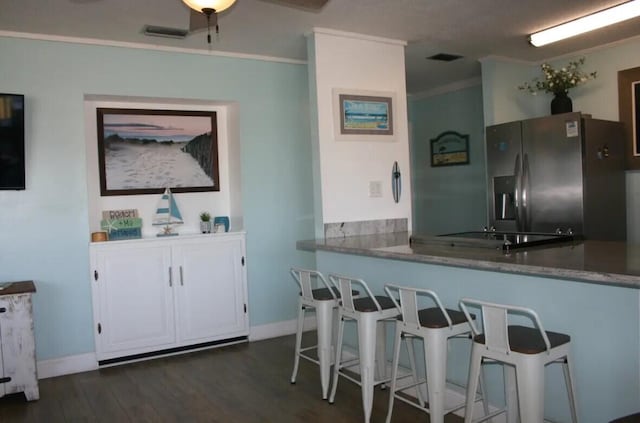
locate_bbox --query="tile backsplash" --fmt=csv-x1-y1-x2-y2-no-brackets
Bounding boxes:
324,218,408,238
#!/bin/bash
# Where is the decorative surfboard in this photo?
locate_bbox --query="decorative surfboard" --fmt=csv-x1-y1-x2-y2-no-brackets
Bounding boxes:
392,161,401,203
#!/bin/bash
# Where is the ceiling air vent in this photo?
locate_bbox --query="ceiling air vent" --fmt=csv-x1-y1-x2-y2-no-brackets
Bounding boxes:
143,25,188,39
427,53,464,62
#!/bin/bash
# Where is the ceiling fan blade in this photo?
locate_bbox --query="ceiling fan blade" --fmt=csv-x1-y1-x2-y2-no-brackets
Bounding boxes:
258,0,329,12
189,8,217,32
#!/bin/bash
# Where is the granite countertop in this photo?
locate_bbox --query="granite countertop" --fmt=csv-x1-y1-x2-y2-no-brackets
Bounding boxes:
297,232,640,289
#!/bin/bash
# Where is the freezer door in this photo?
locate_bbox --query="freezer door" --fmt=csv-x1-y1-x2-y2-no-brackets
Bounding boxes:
582,118,626,240
486,121,522,232
521,113,584,234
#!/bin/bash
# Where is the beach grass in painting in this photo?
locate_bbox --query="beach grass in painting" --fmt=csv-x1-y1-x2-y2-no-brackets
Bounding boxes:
97,109,219,196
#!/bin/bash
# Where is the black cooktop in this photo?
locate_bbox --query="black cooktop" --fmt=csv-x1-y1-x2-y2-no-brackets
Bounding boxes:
411,231,576,251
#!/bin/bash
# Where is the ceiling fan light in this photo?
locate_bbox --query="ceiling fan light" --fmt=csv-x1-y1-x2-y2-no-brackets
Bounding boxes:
182,0,236,13
529,0,640,47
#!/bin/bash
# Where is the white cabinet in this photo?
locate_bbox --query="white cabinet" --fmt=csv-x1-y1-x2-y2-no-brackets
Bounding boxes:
0,281,39,401
90,233,249,363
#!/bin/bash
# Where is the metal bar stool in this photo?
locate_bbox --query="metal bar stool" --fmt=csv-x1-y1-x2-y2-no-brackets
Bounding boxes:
328,274,399,423
459,298,578,423
384,284,489,423
290,268,341,399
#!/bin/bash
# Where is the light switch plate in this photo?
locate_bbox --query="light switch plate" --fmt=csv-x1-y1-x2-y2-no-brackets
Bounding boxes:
369,181,382,197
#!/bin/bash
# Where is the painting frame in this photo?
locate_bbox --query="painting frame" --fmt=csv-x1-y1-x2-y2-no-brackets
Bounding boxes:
618,66,640,170
96,108,219,196
333,88,396,142
430,131,470,167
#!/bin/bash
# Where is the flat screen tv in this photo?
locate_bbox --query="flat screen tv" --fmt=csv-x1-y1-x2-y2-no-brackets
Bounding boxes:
0,93,25,190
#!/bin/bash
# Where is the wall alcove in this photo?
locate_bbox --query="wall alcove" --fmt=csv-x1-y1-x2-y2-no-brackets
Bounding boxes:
83,95,243,238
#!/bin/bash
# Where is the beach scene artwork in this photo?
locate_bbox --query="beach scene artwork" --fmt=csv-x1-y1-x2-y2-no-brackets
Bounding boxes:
97,109,219,195
339,94,393,136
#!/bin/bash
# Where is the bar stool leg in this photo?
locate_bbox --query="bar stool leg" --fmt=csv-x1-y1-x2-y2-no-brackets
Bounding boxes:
478,366,491,420
329,314,345,404
515,358,545,423
375,320,387,388
424,330,448,423
290,301,306,384
563,353,579,423
315,301,334,399
504,365,519,423
359,314,378,423
385,322,404,423
405,336,426,406
463,345,482,423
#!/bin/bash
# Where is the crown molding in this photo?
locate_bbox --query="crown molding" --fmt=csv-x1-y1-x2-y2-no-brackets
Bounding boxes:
0,30,307,65
409,77,482,100
308,27,407,46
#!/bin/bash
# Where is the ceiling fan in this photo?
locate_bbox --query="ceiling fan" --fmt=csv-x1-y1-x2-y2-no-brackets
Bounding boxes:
186,0,330,36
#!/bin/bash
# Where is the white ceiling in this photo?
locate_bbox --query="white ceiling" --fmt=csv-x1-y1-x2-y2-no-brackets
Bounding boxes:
1,0,640,94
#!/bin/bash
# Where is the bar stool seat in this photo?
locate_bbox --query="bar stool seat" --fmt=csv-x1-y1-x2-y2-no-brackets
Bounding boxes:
310,286,358,301
328,274,399,423
473,325,571,354
610,412,640,422
353,296,397,312
384,284,488,423
415,307,469,328
459,298,578,423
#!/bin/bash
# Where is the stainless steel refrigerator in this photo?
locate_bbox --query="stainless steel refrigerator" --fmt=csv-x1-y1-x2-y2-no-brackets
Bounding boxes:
486,112,626,241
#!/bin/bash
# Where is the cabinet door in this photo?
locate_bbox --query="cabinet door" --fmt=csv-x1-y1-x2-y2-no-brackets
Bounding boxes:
173,237,248,345
93,244,175,360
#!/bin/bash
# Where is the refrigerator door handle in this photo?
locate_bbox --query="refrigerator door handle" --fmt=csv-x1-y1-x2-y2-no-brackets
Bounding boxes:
514,153,522,231
522,153,530,232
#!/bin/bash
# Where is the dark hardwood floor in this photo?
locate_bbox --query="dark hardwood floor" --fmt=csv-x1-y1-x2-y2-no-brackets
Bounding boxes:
0,334,464,422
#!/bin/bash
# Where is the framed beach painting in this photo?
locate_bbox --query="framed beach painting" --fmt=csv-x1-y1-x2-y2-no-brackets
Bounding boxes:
333,89,396,142
96,108,219,196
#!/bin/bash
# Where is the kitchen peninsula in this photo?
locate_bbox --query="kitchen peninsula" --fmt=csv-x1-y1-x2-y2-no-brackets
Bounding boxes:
298,232,640,288
298,232,640,423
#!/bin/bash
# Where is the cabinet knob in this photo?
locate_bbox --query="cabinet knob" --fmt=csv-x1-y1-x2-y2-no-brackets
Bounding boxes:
0,307,6,313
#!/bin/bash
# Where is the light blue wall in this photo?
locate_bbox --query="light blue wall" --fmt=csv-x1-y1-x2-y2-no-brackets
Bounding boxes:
317,251,640,423
408,85,487,234
0,36,316,360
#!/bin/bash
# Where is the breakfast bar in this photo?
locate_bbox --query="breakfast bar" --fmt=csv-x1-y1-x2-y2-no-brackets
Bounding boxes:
298,232,640,423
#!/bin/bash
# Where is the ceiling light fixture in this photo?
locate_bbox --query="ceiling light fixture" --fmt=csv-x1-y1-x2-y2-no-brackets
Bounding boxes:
182,0,237,43
529,0,640,47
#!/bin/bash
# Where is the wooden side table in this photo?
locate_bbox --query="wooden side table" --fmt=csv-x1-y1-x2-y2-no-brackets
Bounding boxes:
0,281,39,401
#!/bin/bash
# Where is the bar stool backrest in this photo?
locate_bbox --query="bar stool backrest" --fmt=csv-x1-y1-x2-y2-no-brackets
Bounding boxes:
290,268,336,302
459,297,551,355
328,274,381,313
384,284,452,330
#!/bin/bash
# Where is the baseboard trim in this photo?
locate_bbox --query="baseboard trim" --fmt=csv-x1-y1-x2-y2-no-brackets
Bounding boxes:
37,352,98,380
249,315,317,341
36,318,315,379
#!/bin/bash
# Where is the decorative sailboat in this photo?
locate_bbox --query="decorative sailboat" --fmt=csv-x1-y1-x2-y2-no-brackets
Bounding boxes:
152,187,183,237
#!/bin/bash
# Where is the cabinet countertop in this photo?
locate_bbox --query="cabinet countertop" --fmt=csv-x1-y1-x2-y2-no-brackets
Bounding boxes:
297,233,640,289
0,281,36,296
90,231,246,246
